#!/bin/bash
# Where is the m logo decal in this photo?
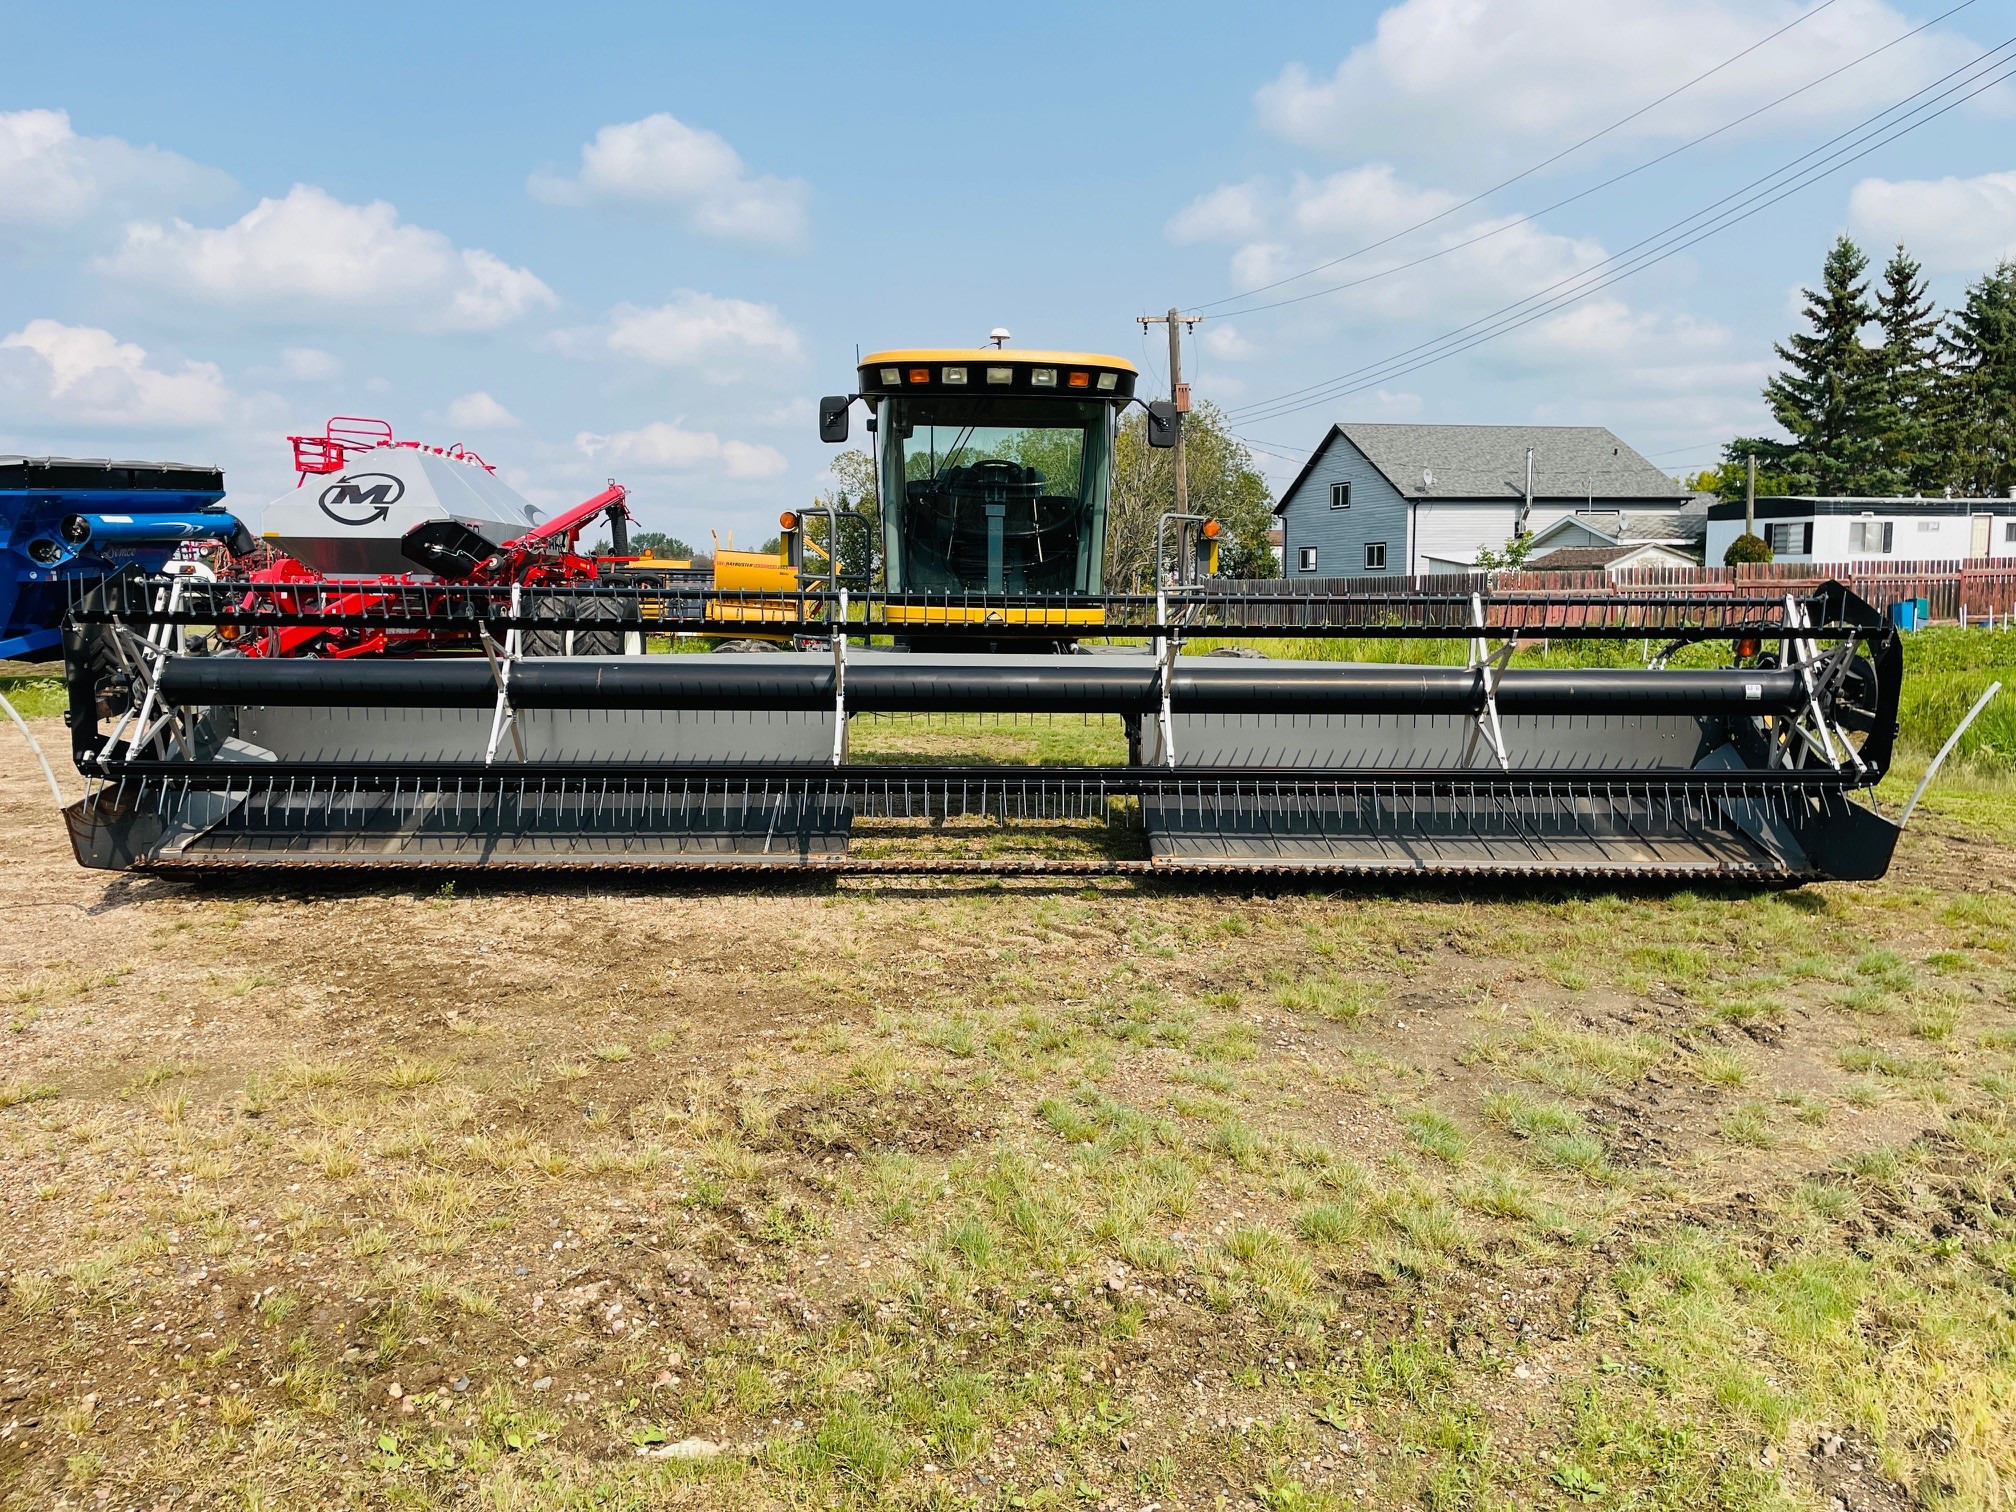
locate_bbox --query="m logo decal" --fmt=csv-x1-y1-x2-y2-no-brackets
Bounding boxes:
318,472,406,525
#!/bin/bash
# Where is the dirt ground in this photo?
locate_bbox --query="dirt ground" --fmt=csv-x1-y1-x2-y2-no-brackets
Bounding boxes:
2,711,2013,1511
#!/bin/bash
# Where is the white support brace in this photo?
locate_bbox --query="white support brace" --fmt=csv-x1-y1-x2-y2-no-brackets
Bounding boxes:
1157,631,1180,767
1462,592,1512,770
482,584,526,766
1784,595,1843,769
1476,641,1514,771
113,578,191,763
1902,680,2002,827
832,587,849,766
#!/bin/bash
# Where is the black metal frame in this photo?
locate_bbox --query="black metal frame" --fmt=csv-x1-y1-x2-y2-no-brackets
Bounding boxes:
54,571,1905,879
64,572,1895,642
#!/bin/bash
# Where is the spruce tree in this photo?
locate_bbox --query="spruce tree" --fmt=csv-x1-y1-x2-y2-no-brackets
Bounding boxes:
1758,235,1888,494
1939,261,2016,498
1873,245,1941,493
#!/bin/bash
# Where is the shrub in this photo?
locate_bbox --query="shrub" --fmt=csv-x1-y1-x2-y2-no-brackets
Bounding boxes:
1723,532,1773,565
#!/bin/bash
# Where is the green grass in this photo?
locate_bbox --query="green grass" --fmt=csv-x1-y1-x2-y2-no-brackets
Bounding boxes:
1402,1109,1468,1165
10,672,2016,1511
1272,969,1381,1023
0,673,65,719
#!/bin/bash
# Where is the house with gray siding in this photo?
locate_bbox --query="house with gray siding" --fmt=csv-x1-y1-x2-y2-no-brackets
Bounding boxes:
1274,424,1689,577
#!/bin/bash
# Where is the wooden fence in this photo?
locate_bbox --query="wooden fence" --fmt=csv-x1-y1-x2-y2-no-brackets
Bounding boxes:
1266,560,2016,625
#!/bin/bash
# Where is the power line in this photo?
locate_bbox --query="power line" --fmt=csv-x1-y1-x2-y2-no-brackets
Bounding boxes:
1238,436,1312,467
1203,0,1983,323
1193,0,1878,313
1228,45,2016,430
1230,62,2014,433
1229,55,2016,432
1644,442,1733,459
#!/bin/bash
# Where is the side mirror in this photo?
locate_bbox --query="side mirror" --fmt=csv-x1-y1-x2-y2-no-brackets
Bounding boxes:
819,395,851,444
1146,400,1178,450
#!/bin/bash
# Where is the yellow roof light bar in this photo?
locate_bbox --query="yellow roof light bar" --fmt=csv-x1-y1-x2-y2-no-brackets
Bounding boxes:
858,348,1138,401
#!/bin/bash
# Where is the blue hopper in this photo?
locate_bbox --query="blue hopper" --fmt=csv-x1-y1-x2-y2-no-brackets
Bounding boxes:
0,455,249,661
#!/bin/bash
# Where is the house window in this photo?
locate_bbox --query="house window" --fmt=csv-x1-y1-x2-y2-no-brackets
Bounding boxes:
1849,520,1894,555
1329,481,1351,510
1364,542,1387,571
1297,546,1318,572
1766,523,1812,555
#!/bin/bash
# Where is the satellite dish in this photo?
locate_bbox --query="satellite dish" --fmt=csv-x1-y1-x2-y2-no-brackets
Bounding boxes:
1422,468,1435,490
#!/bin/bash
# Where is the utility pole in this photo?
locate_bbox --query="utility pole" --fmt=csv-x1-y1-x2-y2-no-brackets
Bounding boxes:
1138,308,1204,514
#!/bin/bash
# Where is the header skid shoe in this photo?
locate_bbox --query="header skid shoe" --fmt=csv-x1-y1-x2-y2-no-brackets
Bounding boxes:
59,572,1903,880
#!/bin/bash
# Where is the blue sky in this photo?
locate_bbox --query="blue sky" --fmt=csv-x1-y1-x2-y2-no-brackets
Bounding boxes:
3,0,2012,544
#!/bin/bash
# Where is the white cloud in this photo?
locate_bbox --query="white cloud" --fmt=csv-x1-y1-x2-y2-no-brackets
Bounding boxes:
751,396,817,429
0,108,233,231
555,291,804,383
576,422,788,480
99,185,555,331
1228,242,1294,293
1849,171,2016,272
1256,0,1985,166
445,391,520,429
1289,166,1460,240
279,346,341,381
598,291,803,371
1167,183,1268,244
1505,297,1733,367
1504,298,1769,437
1363,389,1425,419
1200,167,1607,323
530,114,809,249
1202,324,1257,361
0,319,232,428
1178,163,1769,449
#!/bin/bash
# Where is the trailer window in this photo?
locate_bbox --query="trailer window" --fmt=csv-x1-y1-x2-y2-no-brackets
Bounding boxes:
1766,522,1812,556
879,395,1110,594
1849,520,1893,555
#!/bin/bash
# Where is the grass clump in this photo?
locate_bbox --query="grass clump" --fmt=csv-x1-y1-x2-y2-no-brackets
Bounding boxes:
1272,969,1381,1023
0,1081,59,1109
1297,1200,1362,1247
1513,1021,1658,1094
1403,1109,1469,1165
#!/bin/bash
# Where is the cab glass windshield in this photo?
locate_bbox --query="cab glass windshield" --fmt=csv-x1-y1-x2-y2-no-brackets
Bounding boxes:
878,396,1110,595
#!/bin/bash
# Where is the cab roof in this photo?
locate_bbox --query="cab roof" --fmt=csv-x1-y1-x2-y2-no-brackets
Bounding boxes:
856,350,1139,401
861,349,1137,371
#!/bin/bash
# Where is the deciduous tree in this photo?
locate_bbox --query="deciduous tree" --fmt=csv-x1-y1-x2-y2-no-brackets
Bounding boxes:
1109,401,1277,587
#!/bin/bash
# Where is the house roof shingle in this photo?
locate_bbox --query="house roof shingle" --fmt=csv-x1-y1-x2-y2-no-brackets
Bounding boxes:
1276,424,1685,513
1528,543,1693,570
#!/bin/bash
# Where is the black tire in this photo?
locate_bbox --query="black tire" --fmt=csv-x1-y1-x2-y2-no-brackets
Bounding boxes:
524,590,625,656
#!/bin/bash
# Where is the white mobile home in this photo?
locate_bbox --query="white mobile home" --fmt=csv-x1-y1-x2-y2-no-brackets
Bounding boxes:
1705,496,2016,565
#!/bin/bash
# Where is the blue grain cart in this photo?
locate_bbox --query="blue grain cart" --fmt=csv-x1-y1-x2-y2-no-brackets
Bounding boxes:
1,454,250,661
